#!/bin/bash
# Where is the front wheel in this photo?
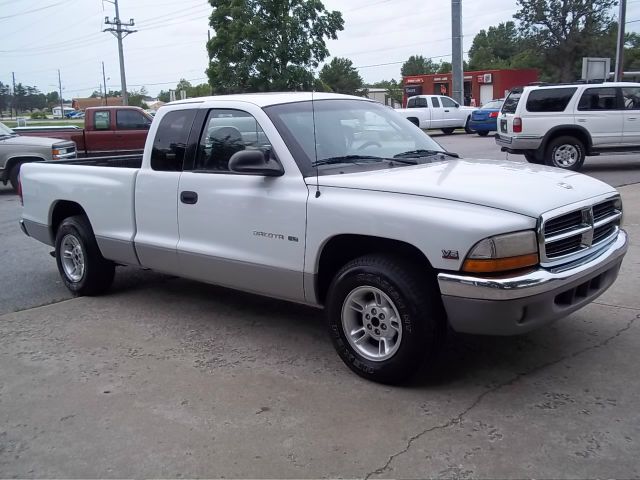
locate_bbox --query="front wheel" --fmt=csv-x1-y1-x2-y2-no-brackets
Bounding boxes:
326,254,445,384
477,131,490,137
9,163,22,192
464,118,474,134
544,136,585,171
55,215,115,296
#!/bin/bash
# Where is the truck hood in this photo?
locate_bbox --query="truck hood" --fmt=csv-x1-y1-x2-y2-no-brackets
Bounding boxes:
0,134,70,148
309,159,617,218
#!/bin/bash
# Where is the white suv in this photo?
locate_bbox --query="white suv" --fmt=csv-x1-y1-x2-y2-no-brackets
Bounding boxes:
495,82,640,170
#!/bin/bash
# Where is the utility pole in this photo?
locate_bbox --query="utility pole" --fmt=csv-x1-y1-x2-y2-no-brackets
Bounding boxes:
58,69,64,119
104,0,136,105
451,0,464,105
615,0,627,82
102,61,109,106
11,72,16,119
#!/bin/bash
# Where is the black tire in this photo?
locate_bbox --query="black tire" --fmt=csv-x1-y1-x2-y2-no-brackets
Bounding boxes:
544,136,586,171
441,128,455,135
325,254,445,384
9,163,22,192
464,118,474,134
524,151,543,164
477,131,490,137
55,215,115,296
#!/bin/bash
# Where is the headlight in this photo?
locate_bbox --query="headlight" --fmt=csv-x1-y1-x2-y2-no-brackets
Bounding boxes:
614,197,624,227
462,230,539,273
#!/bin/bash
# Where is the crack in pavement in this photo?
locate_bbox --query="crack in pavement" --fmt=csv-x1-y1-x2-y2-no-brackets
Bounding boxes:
364,312,640,479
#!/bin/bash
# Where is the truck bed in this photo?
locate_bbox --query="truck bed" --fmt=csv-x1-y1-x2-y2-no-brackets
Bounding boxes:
50,154,142,168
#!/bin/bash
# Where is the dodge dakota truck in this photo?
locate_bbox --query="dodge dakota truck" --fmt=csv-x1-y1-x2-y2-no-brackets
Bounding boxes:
19,93,628,383
395,94,475,134
1,121,76,191
15,106,152,157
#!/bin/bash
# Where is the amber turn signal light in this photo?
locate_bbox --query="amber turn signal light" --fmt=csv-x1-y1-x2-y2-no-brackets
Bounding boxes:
462,253,539,274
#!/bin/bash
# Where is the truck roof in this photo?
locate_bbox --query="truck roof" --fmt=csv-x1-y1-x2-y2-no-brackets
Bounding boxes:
166,92,373,108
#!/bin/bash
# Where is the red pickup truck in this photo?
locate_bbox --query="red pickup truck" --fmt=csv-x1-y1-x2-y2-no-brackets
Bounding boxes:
15,106,152,157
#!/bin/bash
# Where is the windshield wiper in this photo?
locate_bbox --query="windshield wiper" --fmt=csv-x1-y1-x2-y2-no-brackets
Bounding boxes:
312,155,386,167
393,149,459,159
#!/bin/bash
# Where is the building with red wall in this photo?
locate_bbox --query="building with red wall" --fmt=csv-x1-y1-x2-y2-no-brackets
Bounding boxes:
403,68,539,107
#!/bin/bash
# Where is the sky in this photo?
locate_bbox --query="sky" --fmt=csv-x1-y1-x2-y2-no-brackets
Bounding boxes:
1,0,639,99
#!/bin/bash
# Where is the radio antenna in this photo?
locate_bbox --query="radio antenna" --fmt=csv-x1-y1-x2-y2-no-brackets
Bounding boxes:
311,89,320,198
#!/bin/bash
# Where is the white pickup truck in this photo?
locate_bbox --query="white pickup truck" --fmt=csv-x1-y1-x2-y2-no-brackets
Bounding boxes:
395,94,476,134
19,92,628,384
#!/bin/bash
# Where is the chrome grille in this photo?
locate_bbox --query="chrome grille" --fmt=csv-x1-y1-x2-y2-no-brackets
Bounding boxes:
540,196,622,266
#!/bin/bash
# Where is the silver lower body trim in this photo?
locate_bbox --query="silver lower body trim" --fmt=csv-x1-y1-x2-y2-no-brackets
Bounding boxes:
20,218,53,246
496,134,543,151
437,230,628,335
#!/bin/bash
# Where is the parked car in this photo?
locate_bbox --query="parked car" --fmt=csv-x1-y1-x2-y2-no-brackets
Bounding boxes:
496,81,640,170
468,99,504,136
0,121,76,191
14,106,152,157
395,94,475,134
19,92,628,383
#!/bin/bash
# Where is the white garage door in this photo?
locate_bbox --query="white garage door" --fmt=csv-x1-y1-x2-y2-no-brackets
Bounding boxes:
480,84,494,106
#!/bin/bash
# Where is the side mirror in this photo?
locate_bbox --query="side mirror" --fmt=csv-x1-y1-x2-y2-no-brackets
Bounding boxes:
455,103,460,108
228,149,284,177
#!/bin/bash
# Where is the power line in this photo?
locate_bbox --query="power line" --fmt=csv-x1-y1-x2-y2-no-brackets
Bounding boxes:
0,1,67,21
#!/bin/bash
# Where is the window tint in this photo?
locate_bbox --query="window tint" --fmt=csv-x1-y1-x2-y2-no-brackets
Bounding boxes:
94,111,110,130
116,110,151,130
578,87,619,111
195,109,271,172
407,97,416,108
431,97,440,108
440,97,457,108
526,88,577,112
414,97,428,107
502,90,521,114
150,109,197,171
622,87,640,110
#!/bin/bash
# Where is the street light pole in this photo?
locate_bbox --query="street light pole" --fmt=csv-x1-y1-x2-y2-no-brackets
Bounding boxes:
104,0,136,106
58,69,64,119
615,0,627,82
451,0,464,104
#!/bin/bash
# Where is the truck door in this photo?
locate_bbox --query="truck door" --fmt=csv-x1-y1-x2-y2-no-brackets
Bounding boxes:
176,107,307,302
430,97,444,128
134,108,198,274
440,96,461,127
621,86,640,146
115,109,152,153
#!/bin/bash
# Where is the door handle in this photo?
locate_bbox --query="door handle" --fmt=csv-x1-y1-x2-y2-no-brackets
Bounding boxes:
444,109,450,112
629,117,637,121
180,191,198,204
577,118,587,122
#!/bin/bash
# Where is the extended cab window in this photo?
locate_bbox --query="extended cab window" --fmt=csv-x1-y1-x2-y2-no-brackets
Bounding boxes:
577,87,620,111
407,97,416,108
526,88,577,112
150,109,197,171
622,87,640,110
116,110,151,130
431,97,440,108
194,109,271,172
94,111,110,130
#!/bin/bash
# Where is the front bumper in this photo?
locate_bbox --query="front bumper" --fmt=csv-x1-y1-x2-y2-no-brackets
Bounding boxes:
437,230,628,335
495,133,543,153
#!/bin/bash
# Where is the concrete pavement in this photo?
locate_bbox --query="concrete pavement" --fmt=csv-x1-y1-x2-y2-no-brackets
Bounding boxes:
0,185,638,478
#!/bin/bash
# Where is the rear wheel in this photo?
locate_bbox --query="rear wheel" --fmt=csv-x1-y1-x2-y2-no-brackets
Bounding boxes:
326,254,445,384
441,128,455,135
55,215,115,296
9,163,22,192
544,136,585,171
477,131,490,137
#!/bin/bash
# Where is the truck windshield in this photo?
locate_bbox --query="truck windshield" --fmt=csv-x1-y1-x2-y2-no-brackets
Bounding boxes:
264,99,447,176
0,122,16,136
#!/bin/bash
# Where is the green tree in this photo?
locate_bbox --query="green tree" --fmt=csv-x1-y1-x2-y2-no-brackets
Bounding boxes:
625,32,640,71
400,55,437,76
0,81,11,115
206,0,344,93
468,21,526,70
319,57,363,95
515,0,617,81
437,61,452,74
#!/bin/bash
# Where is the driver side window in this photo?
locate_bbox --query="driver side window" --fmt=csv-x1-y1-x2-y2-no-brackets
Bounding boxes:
440,97,457,108
195,109,272,172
